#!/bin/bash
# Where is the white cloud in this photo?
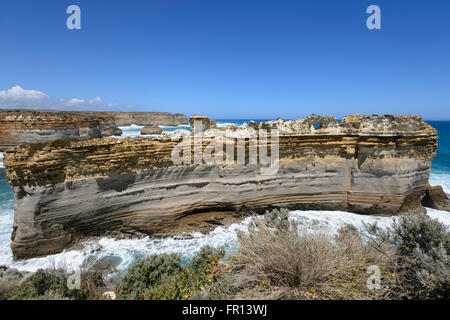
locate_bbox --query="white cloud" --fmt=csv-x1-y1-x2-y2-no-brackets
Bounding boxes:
0,85,50,108
63,98,85,107
0,85,121,111
89,96,102,104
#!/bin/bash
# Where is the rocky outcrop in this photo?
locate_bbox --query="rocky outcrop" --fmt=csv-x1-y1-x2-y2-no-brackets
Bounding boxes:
140,125,162,135
189,114,216,133
0,110,189,150
0,110,104,151
3,114,440,259
422,185,450,211
106,112,188,126
98,123,123,137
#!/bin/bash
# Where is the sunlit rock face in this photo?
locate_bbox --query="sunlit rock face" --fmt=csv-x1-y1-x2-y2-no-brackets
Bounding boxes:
3,114,441,259
0,110,104,150
189,114,216,133
105,112,188,126
0,110,188,151
140,125,162,135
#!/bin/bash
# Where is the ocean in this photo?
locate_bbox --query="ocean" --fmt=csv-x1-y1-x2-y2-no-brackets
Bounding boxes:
0,120,449,273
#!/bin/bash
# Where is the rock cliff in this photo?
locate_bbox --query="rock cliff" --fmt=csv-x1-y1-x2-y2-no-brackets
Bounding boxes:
189,114,217,133
103,112,188,126
140,125,163,135
3,114,442,259
0,110,104,151
0,110,188,150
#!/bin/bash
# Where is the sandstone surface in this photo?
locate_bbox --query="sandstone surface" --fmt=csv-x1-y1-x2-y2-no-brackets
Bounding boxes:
0,110,103,151
189,114,217,133
140,125,163,135
104,112,188,126
0,110,188,150
3,114,444,259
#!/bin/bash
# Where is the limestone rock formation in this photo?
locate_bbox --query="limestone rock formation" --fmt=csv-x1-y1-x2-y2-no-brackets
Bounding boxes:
105,112,187,126
3,114,441,259
189,114,217,133
0,110,188,150
98,123,123,137
422,185,450,211
0,110,103,151
140,125,162,135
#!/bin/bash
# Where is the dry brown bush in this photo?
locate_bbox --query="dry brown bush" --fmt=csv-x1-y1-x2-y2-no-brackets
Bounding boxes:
234,217,395,299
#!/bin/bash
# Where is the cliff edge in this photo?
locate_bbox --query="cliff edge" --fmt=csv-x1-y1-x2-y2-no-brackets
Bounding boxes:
3,114,441,259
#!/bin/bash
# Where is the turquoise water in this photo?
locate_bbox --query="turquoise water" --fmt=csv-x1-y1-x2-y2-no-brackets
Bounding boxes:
0,120,449,272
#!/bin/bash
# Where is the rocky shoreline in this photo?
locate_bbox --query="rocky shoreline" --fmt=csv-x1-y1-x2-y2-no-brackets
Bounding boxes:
3,114,449,260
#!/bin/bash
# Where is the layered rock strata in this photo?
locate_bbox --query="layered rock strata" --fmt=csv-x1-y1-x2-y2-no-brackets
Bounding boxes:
0,110,188,150
3,114,441,259
0,110,104,151
104,112,188,126
189,114,217,133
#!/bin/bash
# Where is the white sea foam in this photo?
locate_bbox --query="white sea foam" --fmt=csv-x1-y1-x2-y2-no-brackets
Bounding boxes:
116,125,190,138
0,152,3,168
0,200,14,267
116,121,241,139
3,217,252,273
429,171,450,193
216,122,240,128
2,207,449,273
159,124,190,129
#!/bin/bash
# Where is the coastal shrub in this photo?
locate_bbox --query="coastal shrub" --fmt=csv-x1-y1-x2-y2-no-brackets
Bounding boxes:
263,208,290,230
117,253,182,299
392,213,449,257
191,273,237,300
235,215,393,299
0,267,32,299
117,246,227,300
190,246,225,271
391,213,450,299
8,269,70,300
6,267,109,300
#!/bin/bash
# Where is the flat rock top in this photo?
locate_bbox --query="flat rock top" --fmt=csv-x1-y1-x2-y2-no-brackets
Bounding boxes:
187,114,437,138
2,114,438,153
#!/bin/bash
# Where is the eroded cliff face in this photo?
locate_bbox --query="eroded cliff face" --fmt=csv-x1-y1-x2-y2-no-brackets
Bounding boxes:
0,110,188,151
104,112,188,126
3,114,439,259
0,110,104,151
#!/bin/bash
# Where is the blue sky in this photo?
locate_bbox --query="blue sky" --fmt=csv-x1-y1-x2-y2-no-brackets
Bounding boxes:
0,0,449,119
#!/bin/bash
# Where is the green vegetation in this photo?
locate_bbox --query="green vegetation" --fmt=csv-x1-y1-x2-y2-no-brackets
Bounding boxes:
389,213,449,299
2,268,108,300
117,246,227,300
0,210,448,300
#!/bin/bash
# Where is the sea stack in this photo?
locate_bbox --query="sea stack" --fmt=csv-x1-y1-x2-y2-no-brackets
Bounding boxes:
3,114,445,259
140,125,163,135
189,114,217,133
